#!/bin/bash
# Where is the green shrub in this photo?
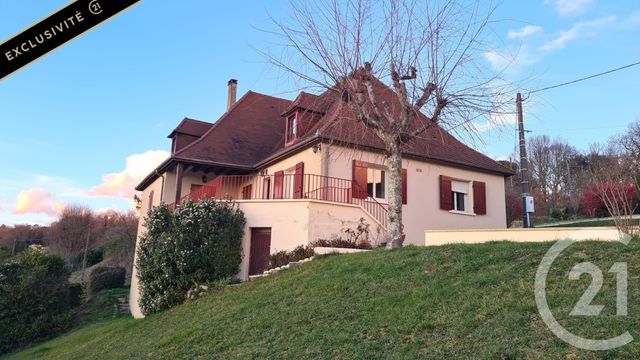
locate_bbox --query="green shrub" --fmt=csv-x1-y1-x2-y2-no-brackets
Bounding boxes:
310,238,373,249
68,283,84,307
268,245,315,270
0,247,72,354
88,266,126,295
70,248,104,271
136,200,245,315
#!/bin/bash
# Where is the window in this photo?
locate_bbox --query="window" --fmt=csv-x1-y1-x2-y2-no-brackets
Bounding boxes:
367,168,386,200
451,180,469,212
286,113,297,143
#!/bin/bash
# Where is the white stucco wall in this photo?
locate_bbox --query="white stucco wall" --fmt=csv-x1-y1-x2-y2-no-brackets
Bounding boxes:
235,199,382,281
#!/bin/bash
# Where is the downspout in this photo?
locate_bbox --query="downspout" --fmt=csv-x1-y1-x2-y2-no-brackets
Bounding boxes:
155,170,165,202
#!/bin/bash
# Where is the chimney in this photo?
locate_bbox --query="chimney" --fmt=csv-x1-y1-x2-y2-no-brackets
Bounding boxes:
227,79,237,110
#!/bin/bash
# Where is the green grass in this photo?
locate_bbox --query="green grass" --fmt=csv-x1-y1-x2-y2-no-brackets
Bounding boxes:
544,219,640,228
5,241,640,359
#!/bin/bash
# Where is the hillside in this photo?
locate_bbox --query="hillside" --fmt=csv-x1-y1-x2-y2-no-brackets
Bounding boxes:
5,241,640,359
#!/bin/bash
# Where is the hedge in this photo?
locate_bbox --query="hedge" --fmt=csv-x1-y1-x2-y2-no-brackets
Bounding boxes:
88,266,126,295
0,247,72,354
136,200,245,315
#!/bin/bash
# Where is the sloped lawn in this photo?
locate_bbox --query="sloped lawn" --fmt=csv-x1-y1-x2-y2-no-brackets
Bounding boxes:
5,240,640,359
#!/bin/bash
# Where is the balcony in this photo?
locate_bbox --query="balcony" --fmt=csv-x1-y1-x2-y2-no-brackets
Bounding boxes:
173,174,388,228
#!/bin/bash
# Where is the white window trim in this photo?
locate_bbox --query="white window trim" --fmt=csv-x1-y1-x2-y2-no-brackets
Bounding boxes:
367,165,388,203
449,178,475,215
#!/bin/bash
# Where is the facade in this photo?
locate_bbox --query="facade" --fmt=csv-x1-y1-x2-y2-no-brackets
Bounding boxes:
129,78,513,318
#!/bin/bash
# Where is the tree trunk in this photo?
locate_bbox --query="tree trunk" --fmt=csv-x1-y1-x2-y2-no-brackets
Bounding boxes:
386,142,404,249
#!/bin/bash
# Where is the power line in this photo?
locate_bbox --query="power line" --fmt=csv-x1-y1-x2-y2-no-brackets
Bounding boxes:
527,60,640,95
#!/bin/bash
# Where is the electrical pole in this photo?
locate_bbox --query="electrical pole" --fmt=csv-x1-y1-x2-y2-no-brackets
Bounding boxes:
516,92,531,228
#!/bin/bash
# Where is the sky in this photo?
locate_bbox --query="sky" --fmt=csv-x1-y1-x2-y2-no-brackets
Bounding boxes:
0,0,638,225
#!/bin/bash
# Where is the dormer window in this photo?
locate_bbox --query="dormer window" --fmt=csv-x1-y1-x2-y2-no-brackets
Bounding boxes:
286,113,298,144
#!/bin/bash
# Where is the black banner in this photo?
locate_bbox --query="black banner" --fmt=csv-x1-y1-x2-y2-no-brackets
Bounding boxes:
0,0,141,80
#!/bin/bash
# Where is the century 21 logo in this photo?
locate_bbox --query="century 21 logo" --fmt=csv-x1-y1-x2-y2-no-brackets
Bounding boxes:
535,238,633,350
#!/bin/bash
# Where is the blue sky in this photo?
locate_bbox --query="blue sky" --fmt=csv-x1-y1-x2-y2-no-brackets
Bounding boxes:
0,0,638,225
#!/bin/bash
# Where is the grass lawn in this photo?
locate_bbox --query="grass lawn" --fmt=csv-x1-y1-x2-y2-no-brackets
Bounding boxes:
544,218,640,228
4,241,640,359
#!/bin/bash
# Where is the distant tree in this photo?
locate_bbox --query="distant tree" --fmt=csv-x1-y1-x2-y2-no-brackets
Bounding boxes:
49,205,95,269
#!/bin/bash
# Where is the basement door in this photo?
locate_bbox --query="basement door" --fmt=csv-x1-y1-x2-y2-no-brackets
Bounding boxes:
249,228,271,276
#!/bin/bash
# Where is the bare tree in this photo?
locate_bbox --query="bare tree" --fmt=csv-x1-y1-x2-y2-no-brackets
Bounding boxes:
588,142,639,237
528,135,580,216
265,0,511,247
49,205,95,267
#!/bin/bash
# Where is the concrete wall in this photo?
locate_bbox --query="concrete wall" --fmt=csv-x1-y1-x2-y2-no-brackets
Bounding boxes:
424,227,625,246
235,199,382,280
262,146,323,176
129,176,165,319
324,145,508,246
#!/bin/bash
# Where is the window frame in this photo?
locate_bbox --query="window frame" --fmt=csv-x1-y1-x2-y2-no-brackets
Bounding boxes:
449,179,475,215
366,166,387,202
285,113,298,145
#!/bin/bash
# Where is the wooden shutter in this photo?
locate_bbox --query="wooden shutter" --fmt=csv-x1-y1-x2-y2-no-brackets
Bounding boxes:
242,184,253,200
352,160,368,199
273,171,284,199
402,168,408,205
293,161,304,199
473,181,487,215
440,175,453,210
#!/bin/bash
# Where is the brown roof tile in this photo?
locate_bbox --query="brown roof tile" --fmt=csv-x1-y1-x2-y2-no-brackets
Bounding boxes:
167,118,212,138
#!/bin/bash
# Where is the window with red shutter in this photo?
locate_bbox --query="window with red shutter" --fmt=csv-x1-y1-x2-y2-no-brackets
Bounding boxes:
402,168,407,204
473,181,487,215
439,175,453,210
273,171,284,199
352,160,368,199
242,184,253,200
293,162,304,199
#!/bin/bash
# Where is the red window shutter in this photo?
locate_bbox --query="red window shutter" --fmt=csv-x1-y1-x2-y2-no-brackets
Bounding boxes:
352,160,368,199
242,184,253,200
402,168,408,205
440,175,453,210
473,181,487,215
293,161,304,199
273,171,284,199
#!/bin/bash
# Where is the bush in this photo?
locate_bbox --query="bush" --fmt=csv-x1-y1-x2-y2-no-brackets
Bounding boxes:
88,266,126,295
68,283,84,307
0,247,72,354
310,218,373,249
268,245,315,270
70,248,104,271
136,200,245,315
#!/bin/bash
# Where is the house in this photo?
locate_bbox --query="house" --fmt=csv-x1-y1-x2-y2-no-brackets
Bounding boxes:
129,78,513,318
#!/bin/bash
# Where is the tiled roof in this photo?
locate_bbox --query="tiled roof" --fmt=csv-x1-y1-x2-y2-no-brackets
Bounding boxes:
167,118,212,138
137,79,512,190
172,91,292,167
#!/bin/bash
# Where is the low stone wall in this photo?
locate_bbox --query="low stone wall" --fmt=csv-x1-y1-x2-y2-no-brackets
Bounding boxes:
424,227,625,246
313,247,371,255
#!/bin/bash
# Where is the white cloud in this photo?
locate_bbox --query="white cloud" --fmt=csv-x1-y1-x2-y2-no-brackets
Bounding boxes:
87,150,170,199
546,0,594,16
484,46,540,73
539,16,615,52
13,188,65,216
508,25,543,39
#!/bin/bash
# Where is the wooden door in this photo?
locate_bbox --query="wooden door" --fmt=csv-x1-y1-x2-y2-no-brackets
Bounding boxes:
249,228,271,275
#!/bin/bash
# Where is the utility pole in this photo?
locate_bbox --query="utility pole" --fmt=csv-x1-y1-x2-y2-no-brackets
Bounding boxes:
516,92,532,228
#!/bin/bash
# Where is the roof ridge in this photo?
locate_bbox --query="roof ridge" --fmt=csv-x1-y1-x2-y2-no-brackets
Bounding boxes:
183,117,213,125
